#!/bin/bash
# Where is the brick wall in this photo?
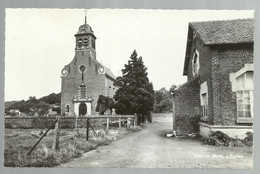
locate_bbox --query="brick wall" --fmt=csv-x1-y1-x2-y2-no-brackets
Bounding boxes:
185,34,254,126
186,36,215,124
217,45,254,126
174,77,201,134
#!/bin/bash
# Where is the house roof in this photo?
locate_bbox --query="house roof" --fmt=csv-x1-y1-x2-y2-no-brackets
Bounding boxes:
183,18,254,75
190,18,254,45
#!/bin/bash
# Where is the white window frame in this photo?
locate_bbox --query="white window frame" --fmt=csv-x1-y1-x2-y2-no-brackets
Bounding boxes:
192,49,199,77
236,90,253,119
230,64,254,123
201,93,208,117
200,81,208,121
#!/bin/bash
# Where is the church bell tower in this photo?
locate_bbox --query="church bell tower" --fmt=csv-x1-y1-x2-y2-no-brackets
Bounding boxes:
75,15,96,54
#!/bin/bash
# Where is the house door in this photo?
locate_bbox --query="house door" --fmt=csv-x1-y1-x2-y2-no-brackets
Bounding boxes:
79,103,87,116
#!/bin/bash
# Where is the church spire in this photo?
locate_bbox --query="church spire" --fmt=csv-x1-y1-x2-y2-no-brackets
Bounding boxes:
84,10,87,24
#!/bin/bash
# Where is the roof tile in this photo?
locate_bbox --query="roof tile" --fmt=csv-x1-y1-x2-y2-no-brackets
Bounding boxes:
190,18,254,45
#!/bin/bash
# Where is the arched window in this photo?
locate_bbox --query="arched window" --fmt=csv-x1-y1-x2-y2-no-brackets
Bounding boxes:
78,39,83,47
192,50,199,77
84,38,89,47
65,105,70,113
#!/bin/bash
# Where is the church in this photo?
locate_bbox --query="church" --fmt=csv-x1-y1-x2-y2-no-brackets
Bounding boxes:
61,17,117,116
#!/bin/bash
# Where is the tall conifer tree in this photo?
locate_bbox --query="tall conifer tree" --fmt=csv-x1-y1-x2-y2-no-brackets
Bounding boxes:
114,50,154,122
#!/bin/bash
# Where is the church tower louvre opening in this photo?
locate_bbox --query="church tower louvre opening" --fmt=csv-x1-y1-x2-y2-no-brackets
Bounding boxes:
60,14,117,116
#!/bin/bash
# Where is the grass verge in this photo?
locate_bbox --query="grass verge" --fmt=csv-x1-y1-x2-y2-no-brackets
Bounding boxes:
4,126,142,167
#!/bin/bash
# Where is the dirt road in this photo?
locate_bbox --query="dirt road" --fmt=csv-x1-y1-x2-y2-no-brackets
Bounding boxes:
60,122,253,169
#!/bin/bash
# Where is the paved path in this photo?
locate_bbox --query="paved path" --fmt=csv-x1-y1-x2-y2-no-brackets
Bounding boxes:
60,122,253,169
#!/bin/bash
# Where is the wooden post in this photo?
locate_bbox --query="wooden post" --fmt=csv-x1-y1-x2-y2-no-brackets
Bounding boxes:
27,119,58,156
75,116,78,129
119,117,121,128
127,117,131,128
53,116,61,150
106,117,110,131
86,118,89,141
134,113,137,126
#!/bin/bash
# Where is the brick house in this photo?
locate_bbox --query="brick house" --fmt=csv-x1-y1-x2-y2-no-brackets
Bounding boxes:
172,19,254,138
61,17,116,116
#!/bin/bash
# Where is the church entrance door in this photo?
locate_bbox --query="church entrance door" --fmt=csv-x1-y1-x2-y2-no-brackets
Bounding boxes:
79,103,87,116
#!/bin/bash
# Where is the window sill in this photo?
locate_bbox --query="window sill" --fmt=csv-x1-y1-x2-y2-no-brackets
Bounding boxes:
200,116,208,122
237,118,253,124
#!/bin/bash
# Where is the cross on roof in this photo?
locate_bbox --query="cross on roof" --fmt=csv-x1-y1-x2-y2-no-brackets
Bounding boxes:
84,9,87,24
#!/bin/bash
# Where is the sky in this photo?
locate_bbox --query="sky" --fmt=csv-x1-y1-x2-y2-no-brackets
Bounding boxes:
5,9,254,101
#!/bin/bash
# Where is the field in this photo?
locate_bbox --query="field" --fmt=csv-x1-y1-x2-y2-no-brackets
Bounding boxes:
4,126,141,167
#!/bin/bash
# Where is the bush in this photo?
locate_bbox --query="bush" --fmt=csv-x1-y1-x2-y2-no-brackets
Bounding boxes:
243,132,253,147
202,131,253,147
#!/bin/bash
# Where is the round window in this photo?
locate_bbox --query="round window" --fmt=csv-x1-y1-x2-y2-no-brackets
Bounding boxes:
79,65,86,73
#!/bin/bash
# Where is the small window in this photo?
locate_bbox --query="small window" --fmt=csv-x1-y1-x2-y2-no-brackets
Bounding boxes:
237,90,252,118
192,50,199,77
65,105,70,113
92,40,95,49
78,39,83,46
200,81,208,120
236,71,254,119
84,38,89,47
201,93,208,117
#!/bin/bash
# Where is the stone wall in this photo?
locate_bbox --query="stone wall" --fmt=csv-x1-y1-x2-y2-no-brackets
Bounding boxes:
5,116,111,129
151,113,173,123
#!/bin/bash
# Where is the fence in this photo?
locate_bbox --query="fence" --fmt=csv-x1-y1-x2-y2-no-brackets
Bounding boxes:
17,115,137,156
5,115,137,129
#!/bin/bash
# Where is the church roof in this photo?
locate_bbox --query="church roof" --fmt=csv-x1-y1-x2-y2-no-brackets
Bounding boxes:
190,18,254,45
104,66,117,80
75,23,96,39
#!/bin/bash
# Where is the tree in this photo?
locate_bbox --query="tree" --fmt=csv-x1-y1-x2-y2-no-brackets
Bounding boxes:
95,95,115,115
39,93,61,104
52,106,61,115
31,101,51,116
96,95,108,115
114,50,154,123
169,84,177,94
153,87,172,113
22,96,40,114
5,96,52,116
